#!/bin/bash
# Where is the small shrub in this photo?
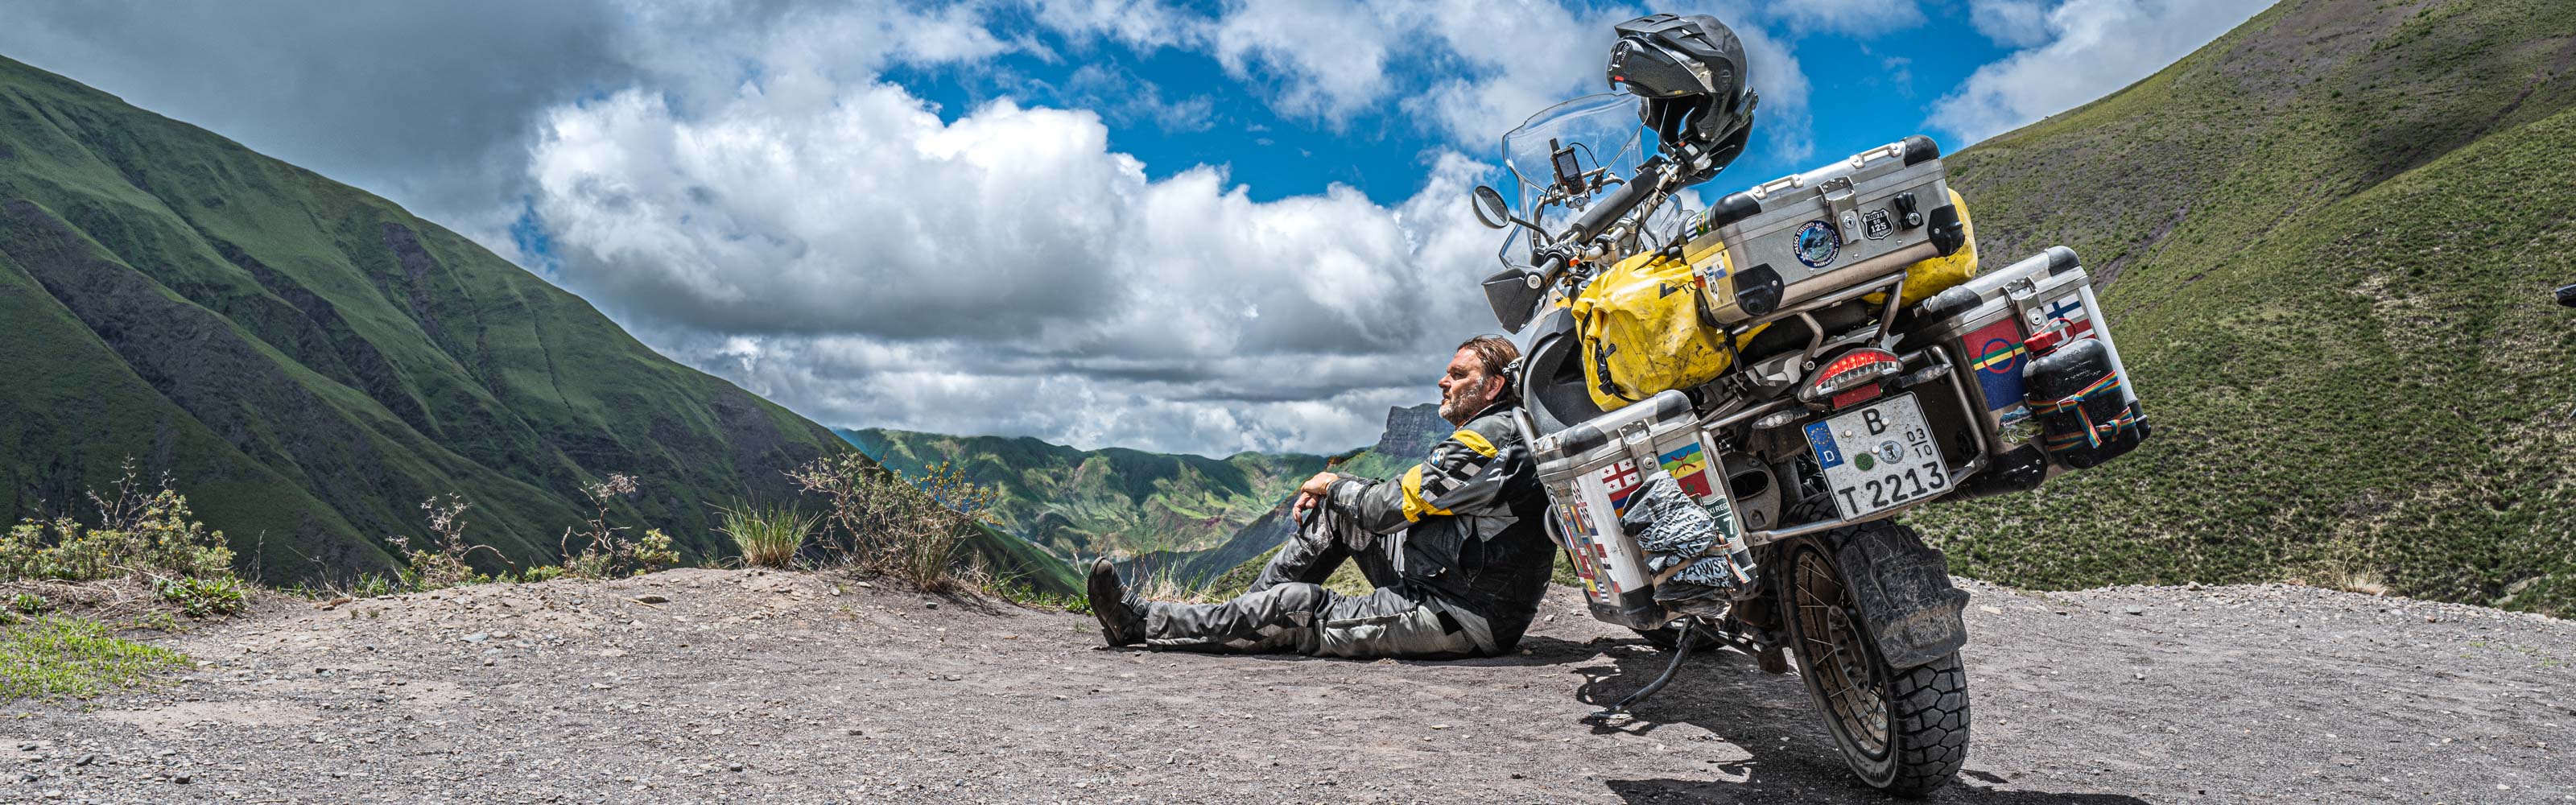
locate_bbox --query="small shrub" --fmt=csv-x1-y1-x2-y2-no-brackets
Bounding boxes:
152,576,247,617
393,493,501,592
0,460,232,582
634,528,680,572
349,573,401,599
559,475,676,579
716,502,817,568
786,456,997,592
1,617,191,700
9,592,44,615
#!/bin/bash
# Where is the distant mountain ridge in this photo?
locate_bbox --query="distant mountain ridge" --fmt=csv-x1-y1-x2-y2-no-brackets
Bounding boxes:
850,402,1450,584
0,54,1072,593
1366,402,1449,458
1120,402,1448,583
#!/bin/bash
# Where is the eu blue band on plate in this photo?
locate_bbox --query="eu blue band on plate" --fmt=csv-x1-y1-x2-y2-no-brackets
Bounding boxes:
1805,421,1844,469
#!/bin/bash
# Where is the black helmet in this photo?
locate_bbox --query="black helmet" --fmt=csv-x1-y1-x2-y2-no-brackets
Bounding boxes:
1608,14,1757,183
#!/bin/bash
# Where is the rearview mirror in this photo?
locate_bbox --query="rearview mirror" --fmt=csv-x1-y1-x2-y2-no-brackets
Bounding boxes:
1472,185,1512,230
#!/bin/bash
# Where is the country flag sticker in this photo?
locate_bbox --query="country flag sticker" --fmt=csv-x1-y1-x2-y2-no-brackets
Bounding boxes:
1598,460,1645,515
2042,294,2096,340
1658,442,1714,499
1967,318,2028,411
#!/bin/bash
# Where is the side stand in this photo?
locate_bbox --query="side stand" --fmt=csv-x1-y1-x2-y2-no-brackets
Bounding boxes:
1588,618,1699,721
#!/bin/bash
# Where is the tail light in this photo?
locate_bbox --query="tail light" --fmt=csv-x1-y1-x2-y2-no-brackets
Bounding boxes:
1799,347,1904,407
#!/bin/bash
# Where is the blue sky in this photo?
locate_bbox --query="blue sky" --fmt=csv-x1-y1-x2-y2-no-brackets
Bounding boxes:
2,0,2273,457
876,2,2025,208
861,1,2071,211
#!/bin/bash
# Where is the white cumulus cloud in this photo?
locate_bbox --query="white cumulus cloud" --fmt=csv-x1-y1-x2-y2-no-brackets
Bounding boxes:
518,0,1827,455
528,31,1515,455
1929,0,2279,146
1966,0,2054,47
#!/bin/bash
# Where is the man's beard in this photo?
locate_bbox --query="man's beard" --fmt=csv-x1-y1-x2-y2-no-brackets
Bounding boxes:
1439,382,1489,425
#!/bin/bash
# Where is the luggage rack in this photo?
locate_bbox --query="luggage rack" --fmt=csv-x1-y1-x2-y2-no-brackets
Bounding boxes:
1690,266,1996,547
1719,266,1918,365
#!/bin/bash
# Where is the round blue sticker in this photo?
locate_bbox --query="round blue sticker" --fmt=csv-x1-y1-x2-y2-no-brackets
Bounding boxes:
1795,220,1839,268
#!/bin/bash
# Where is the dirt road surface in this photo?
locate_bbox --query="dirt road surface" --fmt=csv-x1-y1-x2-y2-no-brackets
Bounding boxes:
5,569,2570,803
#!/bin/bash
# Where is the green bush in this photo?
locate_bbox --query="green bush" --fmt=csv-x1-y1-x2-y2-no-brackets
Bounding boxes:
787,456,998,593
8,592,43,616
152,576,246,617
0,461,232,582
716,501,818,568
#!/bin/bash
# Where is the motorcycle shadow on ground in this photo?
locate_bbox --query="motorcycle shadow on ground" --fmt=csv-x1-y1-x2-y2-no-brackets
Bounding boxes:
1575,638,2149,804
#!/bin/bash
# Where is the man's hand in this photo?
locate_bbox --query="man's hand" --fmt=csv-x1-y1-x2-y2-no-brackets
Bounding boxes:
1297,472,1337,498
1291,472,1336,523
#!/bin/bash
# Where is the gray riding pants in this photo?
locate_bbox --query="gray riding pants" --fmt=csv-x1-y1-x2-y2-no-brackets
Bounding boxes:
1141,506,1490,658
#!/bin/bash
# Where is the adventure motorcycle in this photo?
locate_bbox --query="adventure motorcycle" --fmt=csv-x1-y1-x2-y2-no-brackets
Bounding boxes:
1469,14,2152,796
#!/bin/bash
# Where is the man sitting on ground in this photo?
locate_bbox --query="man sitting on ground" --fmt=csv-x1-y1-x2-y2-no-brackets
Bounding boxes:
1087,335,1556,658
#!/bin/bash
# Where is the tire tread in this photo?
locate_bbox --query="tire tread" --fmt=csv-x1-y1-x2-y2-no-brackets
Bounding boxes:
1880,651,1971,797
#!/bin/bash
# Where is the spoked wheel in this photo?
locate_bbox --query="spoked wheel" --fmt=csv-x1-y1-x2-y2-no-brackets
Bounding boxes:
1781,528,1968,797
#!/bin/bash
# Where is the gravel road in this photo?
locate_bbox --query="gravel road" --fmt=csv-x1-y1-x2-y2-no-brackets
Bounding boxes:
4,568,2569,803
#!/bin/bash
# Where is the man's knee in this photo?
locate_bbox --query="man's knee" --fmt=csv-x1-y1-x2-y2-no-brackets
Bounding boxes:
1249,581,1329,624
1313,608,1480,658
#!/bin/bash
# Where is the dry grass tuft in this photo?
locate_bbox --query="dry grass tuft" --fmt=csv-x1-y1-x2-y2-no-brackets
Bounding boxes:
717,502,818,569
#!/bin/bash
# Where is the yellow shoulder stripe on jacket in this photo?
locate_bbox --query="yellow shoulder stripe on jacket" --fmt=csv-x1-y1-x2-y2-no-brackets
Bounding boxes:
1397,464,1454,522
1449,428,1498,458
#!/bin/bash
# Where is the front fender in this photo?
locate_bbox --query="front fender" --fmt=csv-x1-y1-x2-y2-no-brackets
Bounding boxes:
1835,525,1970,669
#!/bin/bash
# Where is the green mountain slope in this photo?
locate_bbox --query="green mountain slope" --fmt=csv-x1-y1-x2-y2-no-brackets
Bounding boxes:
1914,0,2576,615
0,54,1071,592
844,428,1331,561
849,402,1451,584
1106,403,1450,585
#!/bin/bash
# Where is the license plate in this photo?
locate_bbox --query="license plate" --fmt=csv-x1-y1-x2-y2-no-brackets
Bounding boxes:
1802,394,1949,519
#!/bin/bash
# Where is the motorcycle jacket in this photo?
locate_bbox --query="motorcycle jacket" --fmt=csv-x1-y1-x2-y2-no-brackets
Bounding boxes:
1320,398,1556,652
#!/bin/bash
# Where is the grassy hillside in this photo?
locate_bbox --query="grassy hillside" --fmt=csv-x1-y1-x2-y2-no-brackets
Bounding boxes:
0,55,1071,592
846,428,1330,561
1123,403,1451,585
853,403,1451,585
1913,0,2576,615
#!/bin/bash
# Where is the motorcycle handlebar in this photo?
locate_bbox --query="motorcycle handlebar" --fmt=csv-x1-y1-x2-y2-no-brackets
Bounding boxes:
1562,159,1666,246
1533,254,1567,285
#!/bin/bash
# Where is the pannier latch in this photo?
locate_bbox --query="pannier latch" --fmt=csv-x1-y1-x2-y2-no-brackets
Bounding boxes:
1818,176,1862,246
1616,421,1657,469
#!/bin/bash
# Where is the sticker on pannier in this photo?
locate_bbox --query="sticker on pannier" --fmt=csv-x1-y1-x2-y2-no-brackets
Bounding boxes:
1557,503,1604,596
1657,442,1715,499
2033,293,2095,339
1966,317,2028,412
1597,460,1645,515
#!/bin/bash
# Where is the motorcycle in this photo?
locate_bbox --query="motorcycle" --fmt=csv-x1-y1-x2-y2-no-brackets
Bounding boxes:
1467,14,2151,796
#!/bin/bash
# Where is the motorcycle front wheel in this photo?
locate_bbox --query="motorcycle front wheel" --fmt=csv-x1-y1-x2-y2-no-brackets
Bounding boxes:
1781,524,1969,797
